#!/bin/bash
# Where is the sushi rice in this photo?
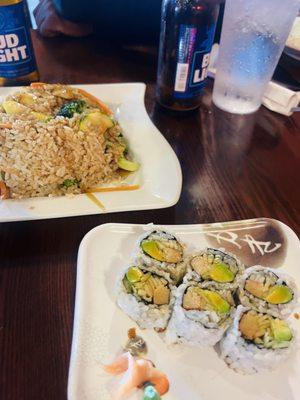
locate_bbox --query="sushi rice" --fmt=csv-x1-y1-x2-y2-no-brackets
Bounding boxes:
238,265,298,318
165,281,235,347
117,264,176,330
134,230,188,285
185,247,244,291
219,305,296,374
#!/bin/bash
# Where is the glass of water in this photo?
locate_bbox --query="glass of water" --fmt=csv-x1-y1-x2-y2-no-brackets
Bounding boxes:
212,0,300,114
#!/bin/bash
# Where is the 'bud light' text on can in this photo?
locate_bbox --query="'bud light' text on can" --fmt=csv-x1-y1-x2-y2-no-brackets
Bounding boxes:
156,0,220,111
0,0,39,86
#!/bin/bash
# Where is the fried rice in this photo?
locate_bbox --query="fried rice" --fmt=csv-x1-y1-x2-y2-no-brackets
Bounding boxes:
0,84,130,199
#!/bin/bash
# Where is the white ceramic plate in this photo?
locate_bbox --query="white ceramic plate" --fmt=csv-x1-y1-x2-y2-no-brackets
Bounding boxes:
68,218,300,400
0,83,182,222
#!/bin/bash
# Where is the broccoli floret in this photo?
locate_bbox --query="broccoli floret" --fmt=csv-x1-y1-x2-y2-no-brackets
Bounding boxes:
57,100,86,118
61,179,79,188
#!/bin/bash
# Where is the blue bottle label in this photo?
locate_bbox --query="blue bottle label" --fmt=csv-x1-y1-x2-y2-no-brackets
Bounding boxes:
0,1,37,78
174,24,215,98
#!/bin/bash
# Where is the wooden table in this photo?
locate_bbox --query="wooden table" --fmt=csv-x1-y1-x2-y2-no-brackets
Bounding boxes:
1,32,300,400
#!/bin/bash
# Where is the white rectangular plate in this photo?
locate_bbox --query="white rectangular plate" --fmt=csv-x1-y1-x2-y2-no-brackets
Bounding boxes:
68,218,300,400
0,83,182,222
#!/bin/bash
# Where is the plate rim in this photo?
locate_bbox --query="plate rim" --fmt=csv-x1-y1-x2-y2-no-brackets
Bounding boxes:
77,217,300,253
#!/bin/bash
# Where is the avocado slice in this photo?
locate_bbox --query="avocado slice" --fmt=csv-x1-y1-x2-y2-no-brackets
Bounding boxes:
203,290,231,314
265,285,293,304
123,276,132,293
141,241,165,262
126,267,143,283
2,100,28,115
80,111,114,133
271,319,292,342
210,262,235,283
182,287,230,313
117,157,139,172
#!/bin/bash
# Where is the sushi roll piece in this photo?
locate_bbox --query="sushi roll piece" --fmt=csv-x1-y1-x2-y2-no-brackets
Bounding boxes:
135,230,187,285
166,281,235,347
185,248,244,290
219,305,295,374
238,266,298,318
117,265,175,330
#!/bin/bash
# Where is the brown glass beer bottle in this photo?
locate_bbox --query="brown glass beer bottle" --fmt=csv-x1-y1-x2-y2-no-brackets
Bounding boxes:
156,0,219,111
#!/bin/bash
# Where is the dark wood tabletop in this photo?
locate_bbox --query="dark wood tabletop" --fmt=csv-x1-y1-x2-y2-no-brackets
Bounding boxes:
1,31,300,400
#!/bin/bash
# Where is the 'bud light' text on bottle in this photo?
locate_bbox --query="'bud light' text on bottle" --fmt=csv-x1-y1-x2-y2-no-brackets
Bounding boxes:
0,1,37,80
0,34,28,62
174,24,216,99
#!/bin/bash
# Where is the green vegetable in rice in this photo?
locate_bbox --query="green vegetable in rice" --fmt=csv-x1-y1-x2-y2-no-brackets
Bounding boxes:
57,99,86,118
61,178,79,188
117,157,139,172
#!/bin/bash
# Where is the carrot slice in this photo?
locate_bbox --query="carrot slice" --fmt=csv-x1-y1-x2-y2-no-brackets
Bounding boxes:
30,82,47,88
85,193,105,210
77,88,112,115
0,123,12,129
0,181,10,199
86,185,140,193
